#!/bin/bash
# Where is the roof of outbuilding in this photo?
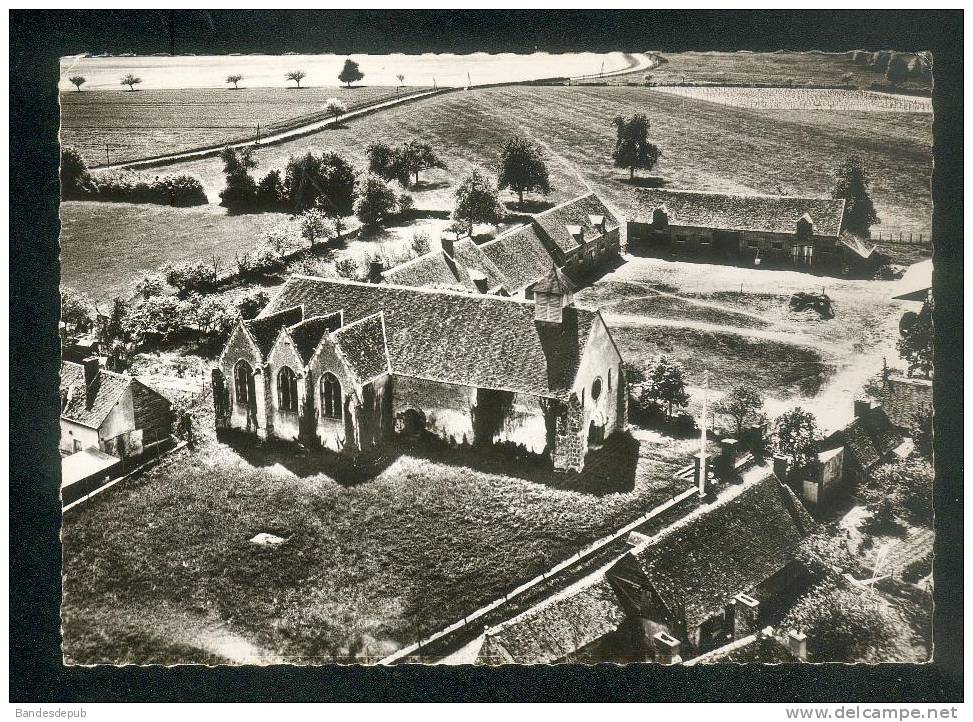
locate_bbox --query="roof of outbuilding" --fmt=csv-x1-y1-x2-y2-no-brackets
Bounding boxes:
245,306,304,358
476,568,628,665
618,469,815,629
381,250,475,292
479,223,559,294
258,275,602,399
838,233,878,260
60,361,134,428
533,192,621,255
824,406,902,471
630,189,846,238
533,264,577,295
331,312,391,385
451,238,508,292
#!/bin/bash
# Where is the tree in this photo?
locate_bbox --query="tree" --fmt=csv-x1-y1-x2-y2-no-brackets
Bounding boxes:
366,142,397,181
60,147,97,199
497,136,552,206
774,407,819,471
285,69,306,88
781,582,898,662
612,114,662,180
120,73,142,91
410,230,431,257
909,407,934,459
218,146,258,212
61,287,95,334
300,208,337,248
338,58,364,87
397,140,446,186
452,170,505,230
255,168,286,211
868,457,933,526
354,174,398,226
69,75,86,91
885,54,909,85
897,298,933,379
325,98,347,123
714,384,764,437
283,151,357,217
226,74,243,89
831,155,880,236
396,73,405,95
642,356,690,422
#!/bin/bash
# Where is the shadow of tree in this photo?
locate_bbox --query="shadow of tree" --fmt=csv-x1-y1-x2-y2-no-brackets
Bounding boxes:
504,199,556,214
620,176,669,188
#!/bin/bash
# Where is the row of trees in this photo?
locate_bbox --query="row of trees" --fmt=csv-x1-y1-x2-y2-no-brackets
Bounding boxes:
69,60,368,93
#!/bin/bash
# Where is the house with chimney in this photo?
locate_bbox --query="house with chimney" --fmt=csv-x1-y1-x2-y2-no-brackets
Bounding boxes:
59,359,173,458
469,465,815,664
382,192,621,297
212,267,626,472
626,188,880,274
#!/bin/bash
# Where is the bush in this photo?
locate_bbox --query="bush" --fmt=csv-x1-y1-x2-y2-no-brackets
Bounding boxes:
163,259,220,295
236,244,286,280
60,147,97,199
409,230,431,257
189,294,236,340
334,255,364,281
860,498,905,537
60,287,95,334
131,272,168,300
398,193,415,218
900,552,933,584
236,290,270,319
354,174,398,226
92,170,208,206
122,295,187,344
866,457,933,526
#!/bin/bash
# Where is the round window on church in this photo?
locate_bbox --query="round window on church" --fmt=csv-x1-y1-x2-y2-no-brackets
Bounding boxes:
591,377,603,402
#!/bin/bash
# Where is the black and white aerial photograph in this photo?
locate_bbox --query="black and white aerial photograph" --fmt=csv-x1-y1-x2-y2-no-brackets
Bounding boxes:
9,8,964,707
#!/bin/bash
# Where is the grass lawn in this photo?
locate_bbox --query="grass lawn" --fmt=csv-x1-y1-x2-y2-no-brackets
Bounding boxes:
62,421,696,664
60,86,427,166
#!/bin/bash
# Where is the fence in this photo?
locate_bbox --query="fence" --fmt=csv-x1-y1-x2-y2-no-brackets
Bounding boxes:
378,483,700,665
868,227,930,244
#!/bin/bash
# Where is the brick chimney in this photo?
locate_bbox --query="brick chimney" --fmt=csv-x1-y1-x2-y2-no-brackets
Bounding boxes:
772,454,789,482
854,399,871,417
368,259,385,284
787,630,808,661
440,234,455,257
732,593,760,640
652,632,682,665
82,356,101,410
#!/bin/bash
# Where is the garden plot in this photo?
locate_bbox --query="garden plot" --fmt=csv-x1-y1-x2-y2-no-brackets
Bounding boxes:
651,86,932,113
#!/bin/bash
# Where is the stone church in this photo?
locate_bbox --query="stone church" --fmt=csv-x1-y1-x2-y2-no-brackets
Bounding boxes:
213,267,626,472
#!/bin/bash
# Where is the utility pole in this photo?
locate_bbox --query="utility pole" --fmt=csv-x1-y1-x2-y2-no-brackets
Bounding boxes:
699,371,710,498
105,143,110,168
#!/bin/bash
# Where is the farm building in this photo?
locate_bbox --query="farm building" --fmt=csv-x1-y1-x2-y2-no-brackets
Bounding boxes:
382,192,621,297
626,189,880,274
213,268,627,472
59,359,173,458
605,467,816,656
879,375,933,430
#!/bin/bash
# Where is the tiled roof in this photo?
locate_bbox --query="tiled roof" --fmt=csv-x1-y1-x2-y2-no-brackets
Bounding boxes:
60,362,133,429
686,630,799,664
825,406,902,471
245,306,304,358
631,189,845,237
259,276,600,399
839,233,878,260
287,313,343,365
476,570,627,665
60,360,85,393
533,192,621,256
331,312,391,385
619,469,814,629
479,223,558,294
381,251,475,292
451,238,508,292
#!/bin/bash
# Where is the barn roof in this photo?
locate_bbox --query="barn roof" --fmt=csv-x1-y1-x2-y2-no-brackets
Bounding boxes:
617,468,815,629
287,313,343,365
478,223,557,294
476,568,627,665
257,275,604,399
631,189,846,238
533,264,577,296
60,361,133,429
245,306,304,358
451,238,508,292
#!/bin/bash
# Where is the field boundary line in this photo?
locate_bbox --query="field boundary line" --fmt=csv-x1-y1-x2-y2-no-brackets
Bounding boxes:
378,484,698,665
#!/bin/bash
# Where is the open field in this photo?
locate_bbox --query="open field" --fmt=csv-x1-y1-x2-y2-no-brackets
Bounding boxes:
587,51,931,92
651,87,931,113
60,86,427,166
62,419,696,664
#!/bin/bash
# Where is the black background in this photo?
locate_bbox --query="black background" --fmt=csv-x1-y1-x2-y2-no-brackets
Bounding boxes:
9,9,963,703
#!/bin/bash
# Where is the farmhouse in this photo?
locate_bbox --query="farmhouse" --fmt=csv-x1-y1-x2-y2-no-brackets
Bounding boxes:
383,192,621,297
60,359,173,458
605,467,815,656
627,189,879,274
213,269,626,472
